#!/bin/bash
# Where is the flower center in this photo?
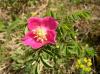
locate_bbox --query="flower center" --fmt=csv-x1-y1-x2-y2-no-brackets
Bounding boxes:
33,27,47,42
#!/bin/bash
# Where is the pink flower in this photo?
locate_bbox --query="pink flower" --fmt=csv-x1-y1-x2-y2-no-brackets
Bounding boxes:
22,17,58,49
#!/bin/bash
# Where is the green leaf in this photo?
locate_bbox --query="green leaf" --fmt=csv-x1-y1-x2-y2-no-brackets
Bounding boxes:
25,26,29,34
66,10,91,23
40,56,53,68
35,64,38,74
42,49,53,56
7,18,20,33
11,63,22,70
68,47,78,55
85,48,95,57
0,20,5,31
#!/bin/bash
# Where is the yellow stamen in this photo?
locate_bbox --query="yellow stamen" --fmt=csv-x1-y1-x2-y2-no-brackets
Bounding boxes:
34,36,38,38
33,27,47,42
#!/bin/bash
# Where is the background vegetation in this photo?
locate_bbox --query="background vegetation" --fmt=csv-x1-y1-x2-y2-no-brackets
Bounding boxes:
0,0,100,74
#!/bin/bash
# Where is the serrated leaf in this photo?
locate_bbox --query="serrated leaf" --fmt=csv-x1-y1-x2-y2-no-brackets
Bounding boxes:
40,56,53,68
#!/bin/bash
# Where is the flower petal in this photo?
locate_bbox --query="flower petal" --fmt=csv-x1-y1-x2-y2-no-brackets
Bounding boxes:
27,17,42,31
42,17,58,30
22,32,46,49
47,30,56,44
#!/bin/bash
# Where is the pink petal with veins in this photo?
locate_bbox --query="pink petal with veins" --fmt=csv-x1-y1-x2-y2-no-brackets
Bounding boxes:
27,17,42,31
47,30,56,44
42,17,58,30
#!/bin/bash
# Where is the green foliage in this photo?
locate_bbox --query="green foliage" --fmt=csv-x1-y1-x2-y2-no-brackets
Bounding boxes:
70,0,84,4
85,48,95,57
0,0,96,74
65,10,91,23
40,56,53,68
0,0,37,14
9,9,94,74
0,20,5,31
